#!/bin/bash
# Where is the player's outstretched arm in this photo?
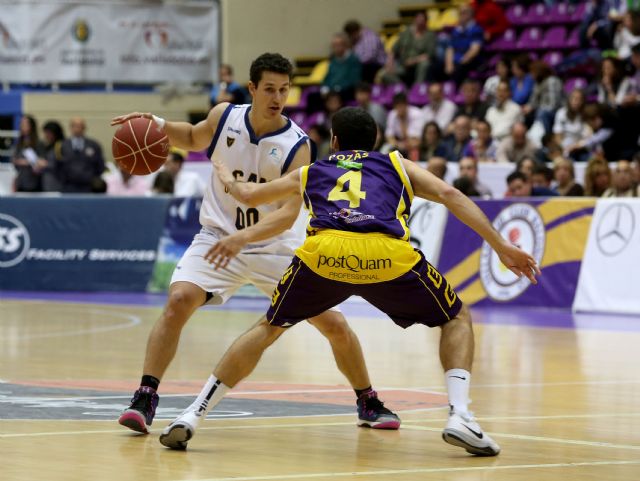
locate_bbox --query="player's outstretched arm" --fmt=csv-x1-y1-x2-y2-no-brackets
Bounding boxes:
401,156,541,284
204,196,303,269
110,102,229,152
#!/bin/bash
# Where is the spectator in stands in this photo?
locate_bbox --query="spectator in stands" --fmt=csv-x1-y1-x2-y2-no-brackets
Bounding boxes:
483,56,511,104
209,64,246,107
441,115,473,162
535,132,563,164
419,121,447,161
614,10,640,59
354,82,387,131
524,61,564,135
40,120,65,192
105,163,150,196
11,114,46,192
322,32,362,101
632,152,640,190
584,157,612,196
625,42,640,102
384,92,424,159
496,122,537,164
308,124,331,160
516,157,537,179
426,156,448,179
457,156,492,197
163,150,205,197
597,57,634,107
472,0,509,42
382,11,437,86
506,170,557,197
531,164,555,190
343,20,387,83
422,82,456,131
510,54,534,106
602,159,637,196
580,0,616,50
463,119,498,162
444,4,484,86
485,81,523,141
453,176,481,197
454,79,489,124
575,103,635,161
554,89,590,161
57,117,105,193
553,157,585,196
151,171,174,195
321,91,344,132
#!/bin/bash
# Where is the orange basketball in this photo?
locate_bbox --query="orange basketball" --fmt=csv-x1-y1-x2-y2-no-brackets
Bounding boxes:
112,117,170,175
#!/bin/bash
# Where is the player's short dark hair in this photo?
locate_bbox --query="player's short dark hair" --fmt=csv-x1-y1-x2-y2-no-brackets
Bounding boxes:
507,170,528,184
331,107,377,151
249,53,293,85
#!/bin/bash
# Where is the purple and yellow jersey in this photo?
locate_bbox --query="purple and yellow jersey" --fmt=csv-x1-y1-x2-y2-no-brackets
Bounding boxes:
295,150,421,284
300,150,413,240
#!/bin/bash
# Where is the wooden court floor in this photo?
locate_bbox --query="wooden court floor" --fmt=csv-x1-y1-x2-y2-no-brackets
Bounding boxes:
1,294,639,481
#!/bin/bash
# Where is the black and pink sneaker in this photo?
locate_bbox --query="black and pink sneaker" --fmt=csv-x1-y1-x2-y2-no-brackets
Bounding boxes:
118,386,159,434
356,390,401,429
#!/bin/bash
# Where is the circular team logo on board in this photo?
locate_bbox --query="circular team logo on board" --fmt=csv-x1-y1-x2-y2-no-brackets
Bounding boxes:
0,214,30,268
71,19,91,43
479,203,545,301
596,203,635,256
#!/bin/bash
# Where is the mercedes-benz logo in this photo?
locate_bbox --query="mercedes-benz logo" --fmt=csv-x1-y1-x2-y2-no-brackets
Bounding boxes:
596,203,635,256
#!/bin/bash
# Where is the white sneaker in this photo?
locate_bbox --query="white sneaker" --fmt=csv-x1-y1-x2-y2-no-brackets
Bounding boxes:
442,409,501,456
159,407,203,450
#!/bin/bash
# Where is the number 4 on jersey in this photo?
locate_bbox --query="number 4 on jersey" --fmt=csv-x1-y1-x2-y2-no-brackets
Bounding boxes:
327,170,367,208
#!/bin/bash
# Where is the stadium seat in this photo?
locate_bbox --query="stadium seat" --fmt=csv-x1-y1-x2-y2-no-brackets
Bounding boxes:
438,8,459,29
486,28,517,52
408,82,429,106
294,60,329,86
384,33,399,54
549,3,572,23
287,110,307,127
442,81,457,102
371,84,387,105
543,51,563,69
569,2,588,23
383,83,407,107
303,110,326,130
427,9,441,31
543,26,567,50
506,4,527,25
566,25,581,49
516,27,544,50
297,85,321,110
526,3,549,25
563,77,587,94
285,85,302,107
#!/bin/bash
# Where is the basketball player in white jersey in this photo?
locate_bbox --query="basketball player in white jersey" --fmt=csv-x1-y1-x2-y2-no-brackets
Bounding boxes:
111,53,399,435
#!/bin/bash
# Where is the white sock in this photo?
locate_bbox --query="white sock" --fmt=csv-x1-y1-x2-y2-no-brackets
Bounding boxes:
445,368,471,415
186,375,230,423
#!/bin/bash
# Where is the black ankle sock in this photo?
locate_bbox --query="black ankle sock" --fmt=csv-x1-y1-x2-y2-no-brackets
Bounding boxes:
141,375,160,391
355,386,372,398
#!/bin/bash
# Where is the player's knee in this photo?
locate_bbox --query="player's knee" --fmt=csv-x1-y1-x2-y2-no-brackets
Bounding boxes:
444,303,472,330
309,312,353,344
163,287,202,323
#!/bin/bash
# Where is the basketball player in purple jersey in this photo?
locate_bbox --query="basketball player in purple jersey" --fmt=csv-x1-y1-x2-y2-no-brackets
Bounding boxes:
110,54,398,436
160,107,540,455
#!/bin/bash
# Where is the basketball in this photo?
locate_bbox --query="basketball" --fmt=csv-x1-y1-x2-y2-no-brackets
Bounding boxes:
112,117,170,175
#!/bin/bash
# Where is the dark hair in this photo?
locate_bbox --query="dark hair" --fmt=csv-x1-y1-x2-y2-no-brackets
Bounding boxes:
533,164,554,183
453,176,480,197
18,114,39,149
249,53,293,85
169,151,185,164
343,20,361,35
42,120,65,142
507,170,528,184
152,170,175,194
355,81,372,93
331,107,377,151
392,91,408,106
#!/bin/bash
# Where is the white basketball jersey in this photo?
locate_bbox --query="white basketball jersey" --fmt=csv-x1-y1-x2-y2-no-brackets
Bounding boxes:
200,104,309,253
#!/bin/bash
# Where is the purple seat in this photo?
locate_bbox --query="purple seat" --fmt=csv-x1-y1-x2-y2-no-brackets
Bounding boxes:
298,85,320,110
486,28,517,52
543,51,563,68
288,110,307,127
370,84,386,104
526,3,549,24
442,81,457,102
543,26,567,49
383,83,407,107
408,82,429,106
549,3,571,23
569,2,588,23
566,25,580,49
506,4,527,25
303,111,326,131
564,77,587,95
516,27,544,50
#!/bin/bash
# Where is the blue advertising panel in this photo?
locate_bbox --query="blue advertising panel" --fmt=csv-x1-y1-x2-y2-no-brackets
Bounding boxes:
0,196,170,291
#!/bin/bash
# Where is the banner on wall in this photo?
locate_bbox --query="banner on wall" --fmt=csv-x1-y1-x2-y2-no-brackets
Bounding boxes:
0,2,218,83
437,198,596,308
573,199,640,315
0,196,170,291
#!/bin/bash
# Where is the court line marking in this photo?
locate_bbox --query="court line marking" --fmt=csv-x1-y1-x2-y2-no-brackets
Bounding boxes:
0,308,141,340
173,461,640,481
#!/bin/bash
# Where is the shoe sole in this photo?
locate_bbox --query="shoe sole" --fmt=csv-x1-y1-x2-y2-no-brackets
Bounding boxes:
357,419,401,430
159,423,193,450
442,430,500,456
118,411,149,434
